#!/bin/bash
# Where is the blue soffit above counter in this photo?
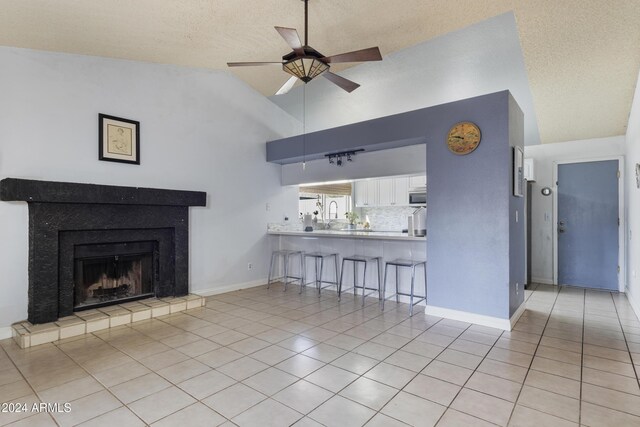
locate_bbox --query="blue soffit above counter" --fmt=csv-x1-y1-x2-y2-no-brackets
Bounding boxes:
266,90,511,165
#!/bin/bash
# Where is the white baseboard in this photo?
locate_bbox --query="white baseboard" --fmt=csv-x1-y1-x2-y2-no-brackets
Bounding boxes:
531,277,555,285
626,286,640,321
425,302,526,331
192,278,268,297
509,301,526,329
0,326,13,340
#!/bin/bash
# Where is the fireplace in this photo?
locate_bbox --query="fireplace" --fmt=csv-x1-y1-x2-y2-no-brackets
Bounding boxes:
74,241,157,310
0,178,206,324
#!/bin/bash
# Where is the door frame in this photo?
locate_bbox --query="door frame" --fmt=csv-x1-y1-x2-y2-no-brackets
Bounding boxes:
552,156,625,291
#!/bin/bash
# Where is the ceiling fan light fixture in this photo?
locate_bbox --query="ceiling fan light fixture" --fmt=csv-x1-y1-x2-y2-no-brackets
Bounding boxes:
283,57,329,82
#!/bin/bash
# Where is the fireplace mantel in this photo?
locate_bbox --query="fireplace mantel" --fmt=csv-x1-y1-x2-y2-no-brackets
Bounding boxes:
0,178,206,324
0,178,206,206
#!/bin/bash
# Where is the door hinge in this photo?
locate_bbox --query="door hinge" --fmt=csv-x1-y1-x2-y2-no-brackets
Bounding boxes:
618,170,621,179
618,265,621,273
618,218,621,226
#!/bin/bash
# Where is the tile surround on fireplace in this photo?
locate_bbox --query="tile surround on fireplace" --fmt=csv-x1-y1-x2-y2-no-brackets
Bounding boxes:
0,178,206,324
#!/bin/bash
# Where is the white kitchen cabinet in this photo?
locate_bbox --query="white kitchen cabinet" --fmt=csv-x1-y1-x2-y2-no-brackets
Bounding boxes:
365,180,378,206
355,180,378,207
357,177,410,207
354,181,367,207
393,177,409,205
409,175,427,189
377,178,394,206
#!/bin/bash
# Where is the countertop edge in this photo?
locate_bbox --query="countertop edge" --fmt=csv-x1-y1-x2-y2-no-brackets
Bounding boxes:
267,230,426,241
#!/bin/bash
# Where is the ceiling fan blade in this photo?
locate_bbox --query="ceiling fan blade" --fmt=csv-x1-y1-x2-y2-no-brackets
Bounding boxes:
322,47,382,64
274,26,305,56
323,72,360,93
227,61,282,67
275,76,298,96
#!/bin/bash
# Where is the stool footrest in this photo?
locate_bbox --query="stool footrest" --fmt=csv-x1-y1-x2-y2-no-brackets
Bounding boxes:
384,293,426,306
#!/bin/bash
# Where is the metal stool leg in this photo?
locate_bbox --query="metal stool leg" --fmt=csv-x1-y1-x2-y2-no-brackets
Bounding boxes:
283,254,289,292
423,262,427,305
299,253,305,289
376,258,382,301
410,265,416,317
382,263,389,311
353,260,358,296
362,261,368,307
267,252,277,289
395,266,399,303
299,255,306,294
338,258,346,300
318,257,324,296
334,255,339,294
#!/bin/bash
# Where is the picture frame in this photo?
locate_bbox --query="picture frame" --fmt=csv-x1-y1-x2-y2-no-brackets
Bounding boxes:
99,114,140,165
513,146,524,197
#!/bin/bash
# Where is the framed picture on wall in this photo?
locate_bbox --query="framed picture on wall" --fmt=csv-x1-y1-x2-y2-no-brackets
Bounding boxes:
99,114,140,165
513,146,524,197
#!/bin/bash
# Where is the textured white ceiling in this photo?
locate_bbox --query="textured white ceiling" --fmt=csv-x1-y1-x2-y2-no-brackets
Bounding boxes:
0,0,639,144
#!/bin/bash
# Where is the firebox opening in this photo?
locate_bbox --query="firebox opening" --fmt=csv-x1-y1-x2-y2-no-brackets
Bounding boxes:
73,241,157,310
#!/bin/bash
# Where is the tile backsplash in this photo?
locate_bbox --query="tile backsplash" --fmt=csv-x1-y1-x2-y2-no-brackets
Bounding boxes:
359,206,418,231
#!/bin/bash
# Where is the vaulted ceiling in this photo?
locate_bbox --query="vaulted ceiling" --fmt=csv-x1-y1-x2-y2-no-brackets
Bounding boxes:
1,0,639,144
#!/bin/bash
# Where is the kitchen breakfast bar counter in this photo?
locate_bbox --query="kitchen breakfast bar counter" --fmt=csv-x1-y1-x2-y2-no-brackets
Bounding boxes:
268,228,426,298
267,229,426,241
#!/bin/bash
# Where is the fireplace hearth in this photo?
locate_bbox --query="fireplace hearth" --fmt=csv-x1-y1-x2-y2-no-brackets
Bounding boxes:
0,178,206,324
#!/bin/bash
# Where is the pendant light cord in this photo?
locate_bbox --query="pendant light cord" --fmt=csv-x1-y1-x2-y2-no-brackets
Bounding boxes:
302,83,306,170
304,0,309,46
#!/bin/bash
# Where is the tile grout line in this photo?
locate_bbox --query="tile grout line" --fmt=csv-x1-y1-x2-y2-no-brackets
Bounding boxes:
609,292,640,387
55,328,156,427
504,283,563,425
0,341,61,427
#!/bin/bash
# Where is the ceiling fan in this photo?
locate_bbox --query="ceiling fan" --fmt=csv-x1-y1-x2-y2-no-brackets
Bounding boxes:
227,0,382,95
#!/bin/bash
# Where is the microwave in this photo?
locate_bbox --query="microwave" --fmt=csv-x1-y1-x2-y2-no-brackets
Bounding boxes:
409,190,426,205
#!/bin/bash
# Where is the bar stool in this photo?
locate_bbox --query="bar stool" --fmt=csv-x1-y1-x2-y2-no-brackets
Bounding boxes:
303,252,340,296
338,255,382,306
382,259,427,316
267,250,304,291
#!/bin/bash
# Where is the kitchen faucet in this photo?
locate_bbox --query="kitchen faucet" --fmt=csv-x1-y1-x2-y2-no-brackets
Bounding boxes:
326,201,339,229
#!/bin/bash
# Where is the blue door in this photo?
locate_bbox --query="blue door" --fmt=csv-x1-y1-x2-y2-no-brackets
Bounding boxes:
557,160,619,290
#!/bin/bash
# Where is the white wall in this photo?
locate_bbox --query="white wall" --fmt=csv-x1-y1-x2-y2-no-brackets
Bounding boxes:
524,136,626,284
271,12,540,147
281,144,426,185
0,47,300,333
625,68,640,315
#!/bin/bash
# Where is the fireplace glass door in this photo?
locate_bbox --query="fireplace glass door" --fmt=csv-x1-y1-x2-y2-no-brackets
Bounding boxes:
74,241,156,310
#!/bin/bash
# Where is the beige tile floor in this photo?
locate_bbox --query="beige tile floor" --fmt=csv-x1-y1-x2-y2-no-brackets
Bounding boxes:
1,283,640,426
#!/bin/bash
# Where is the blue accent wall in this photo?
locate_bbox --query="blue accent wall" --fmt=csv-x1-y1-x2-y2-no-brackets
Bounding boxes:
426,91,523,319
509,95,526,316
268,90,525,320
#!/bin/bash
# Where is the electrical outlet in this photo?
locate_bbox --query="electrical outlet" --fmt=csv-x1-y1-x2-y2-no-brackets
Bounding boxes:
247,263,253,270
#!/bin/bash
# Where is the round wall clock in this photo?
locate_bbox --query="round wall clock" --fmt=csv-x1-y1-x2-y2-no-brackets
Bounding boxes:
447,121,481,155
